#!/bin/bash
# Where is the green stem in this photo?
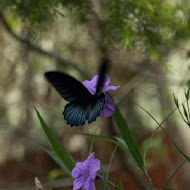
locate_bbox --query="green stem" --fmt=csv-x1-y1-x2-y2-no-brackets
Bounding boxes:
178,106,187,123
88,125,98,155
106,145,118,179
108,180,118,188
139,106,190,162
165,159,187,188
144,170,154,190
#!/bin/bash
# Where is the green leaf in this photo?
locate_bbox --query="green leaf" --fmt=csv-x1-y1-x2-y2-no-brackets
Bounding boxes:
42,147,71,175
65,132,129,152
149,47,160,62
182,103,188,121
35,108,75,172
172,93,179,107
113,106,145,171
48,169,63,180
118,180,124,190
113,137,129,152
185,88,190,100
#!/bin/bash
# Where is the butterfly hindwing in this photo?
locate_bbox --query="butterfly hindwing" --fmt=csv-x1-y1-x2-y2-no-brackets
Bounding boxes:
63,102,88,126
45,72,91,102
88,93,105,124
63,94,105,126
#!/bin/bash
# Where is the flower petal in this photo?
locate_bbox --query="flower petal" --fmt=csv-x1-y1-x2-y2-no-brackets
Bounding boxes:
82,75,101,95
82,177,96,190
73,176,85,190
100,94,115,117
90,159,101,173
82,80,96,95
72,153,101,190
83,74,112,95
104,85,120,92
104,74,110,86
72,161,90,180
85,152,95,164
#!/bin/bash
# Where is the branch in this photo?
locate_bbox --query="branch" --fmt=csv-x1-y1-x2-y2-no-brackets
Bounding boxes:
0,13,90,78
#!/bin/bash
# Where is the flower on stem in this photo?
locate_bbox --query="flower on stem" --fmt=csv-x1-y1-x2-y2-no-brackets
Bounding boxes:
72,152,102,190
83,74,120,117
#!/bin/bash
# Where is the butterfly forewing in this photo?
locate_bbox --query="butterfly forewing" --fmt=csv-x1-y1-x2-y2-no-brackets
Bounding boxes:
45,72,91,102
95,58,109,96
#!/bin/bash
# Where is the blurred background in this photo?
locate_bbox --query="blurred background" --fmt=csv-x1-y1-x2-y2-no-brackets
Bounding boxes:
1,0,190,189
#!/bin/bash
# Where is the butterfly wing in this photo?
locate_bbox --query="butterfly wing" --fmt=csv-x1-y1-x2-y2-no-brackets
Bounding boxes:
44,58,109,127
44,72,92,102
63,93,105,126
88,93,105,123
63,102,88,127
95,58,109,96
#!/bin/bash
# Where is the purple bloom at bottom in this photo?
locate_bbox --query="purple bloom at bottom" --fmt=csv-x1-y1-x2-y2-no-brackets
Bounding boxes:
82,74,120,117
72,153,102,190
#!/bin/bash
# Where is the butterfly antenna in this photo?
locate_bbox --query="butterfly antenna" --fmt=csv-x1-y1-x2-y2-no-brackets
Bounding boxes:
95,58,109,95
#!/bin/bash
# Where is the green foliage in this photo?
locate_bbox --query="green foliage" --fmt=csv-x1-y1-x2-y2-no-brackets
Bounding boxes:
102,168,110,190
113,106,145,171
139,105,190,163
103,0,190,52
15,0,56,23
35,108,75,172
42,148,71,175
173,89,190,127
61,0,92,23
65,132,129,152
2,0,190,54
165,159,187,189
1,0,56,23
1,0,92,25
118,180,124,190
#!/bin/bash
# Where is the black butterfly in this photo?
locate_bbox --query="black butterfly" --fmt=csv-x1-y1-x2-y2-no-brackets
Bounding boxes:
44,59,108,127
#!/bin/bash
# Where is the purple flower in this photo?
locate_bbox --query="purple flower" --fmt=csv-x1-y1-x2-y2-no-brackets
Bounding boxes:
72,152,102,190
83,74,120,117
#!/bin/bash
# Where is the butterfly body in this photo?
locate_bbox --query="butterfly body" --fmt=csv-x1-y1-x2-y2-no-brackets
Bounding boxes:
44,59,108,126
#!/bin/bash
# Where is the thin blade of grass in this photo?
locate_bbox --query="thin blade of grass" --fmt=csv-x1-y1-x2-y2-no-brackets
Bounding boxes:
88,125,98,155
137,104,176,165
165,159,187,188
42,147,71,176
113,106,145,171
65,132,129,152
118,180,124,190
139,106,190,162
35,108,75,171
